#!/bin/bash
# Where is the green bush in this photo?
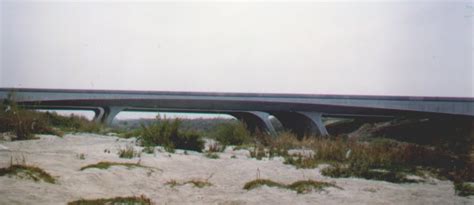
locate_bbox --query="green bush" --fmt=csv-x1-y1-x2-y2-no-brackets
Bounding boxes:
211,121,252,146
139,117,204,152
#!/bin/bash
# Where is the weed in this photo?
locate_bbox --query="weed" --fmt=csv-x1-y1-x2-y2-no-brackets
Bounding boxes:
0,164,56,184
204,152,219,159
67,195,153,205
243,179,286,190
321,163,419,183
208,142,224,152
76,153,86,160
80,161,147,171
243,179,340,194
454,182,474,197
287,180,342,194
142,146,154,154
165,178,213,188
249,145,266,160
118,144,140,158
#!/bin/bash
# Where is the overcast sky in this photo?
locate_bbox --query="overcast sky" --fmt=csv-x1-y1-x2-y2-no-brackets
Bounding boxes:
1,0,473,97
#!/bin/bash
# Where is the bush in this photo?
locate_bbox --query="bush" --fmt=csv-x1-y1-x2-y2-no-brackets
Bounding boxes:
211,121,252,146
139,117,204,152
0,102,62,140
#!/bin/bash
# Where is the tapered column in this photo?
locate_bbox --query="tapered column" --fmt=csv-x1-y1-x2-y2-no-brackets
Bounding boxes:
272,111,328,138
229,111,277,137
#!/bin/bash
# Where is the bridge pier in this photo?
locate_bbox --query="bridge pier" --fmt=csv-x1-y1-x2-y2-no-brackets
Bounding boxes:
229,111,277,137
272,111,328,138
100,106,125,125
92,107,105,123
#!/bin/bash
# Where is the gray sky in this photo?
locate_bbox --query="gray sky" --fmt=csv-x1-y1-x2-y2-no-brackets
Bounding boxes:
1,0,473,97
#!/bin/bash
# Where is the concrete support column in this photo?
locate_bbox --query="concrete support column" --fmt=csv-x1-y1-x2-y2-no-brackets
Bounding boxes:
92,107,105,123
100,106,125,125
229,111,277,137
272,111,329,138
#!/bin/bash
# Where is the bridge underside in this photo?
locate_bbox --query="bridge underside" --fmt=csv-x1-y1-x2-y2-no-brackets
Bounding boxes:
5,88,473,138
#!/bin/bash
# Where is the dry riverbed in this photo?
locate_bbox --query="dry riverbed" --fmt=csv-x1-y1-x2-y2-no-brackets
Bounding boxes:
0,134,472,205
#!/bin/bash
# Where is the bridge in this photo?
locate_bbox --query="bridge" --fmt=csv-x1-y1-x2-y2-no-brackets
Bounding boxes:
1,88,473,137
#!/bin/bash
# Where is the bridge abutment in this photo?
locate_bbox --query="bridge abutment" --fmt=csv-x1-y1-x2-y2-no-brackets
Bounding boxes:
229,111,277,137
272,111,329,138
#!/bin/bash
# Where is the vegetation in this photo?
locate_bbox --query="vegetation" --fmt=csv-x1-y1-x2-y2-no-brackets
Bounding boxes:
138,116,204,152
43,111,103,133
68,195,153,205
243,179,340,194
165,179,213,188
240,128,473,186
118,144,141,158
204,152,219,159
0,164,56,184
80,161,147,171
454,182,474,197
0,94,104,140
243,179,286,190
210,121,252,146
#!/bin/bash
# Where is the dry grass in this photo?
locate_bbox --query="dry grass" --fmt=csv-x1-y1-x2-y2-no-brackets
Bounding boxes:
165,179,213,188
67,195,153,205
0,164,56,184
118,144,141,159
80,161,146,171
243,179,341,194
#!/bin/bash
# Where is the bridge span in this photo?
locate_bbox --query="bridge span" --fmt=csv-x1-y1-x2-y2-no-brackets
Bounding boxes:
1,88,473,137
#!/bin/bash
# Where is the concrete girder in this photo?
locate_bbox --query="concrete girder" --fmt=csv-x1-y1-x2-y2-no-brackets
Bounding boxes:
272,111,329,138
228,111,277,137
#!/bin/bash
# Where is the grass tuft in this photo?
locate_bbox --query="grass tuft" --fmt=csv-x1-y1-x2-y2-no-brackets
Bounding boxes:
454,182,474,197
67,195,153,205
204,152,219,159
165,179,213,188
80,161,147,171
118,145,141,158
243,179,286,190
287,180,342,194
243,179,340,194
0,164,56,184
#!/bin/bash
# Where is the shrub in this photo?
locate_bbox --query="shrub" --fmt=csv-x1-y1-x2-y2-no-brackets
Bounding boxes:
139,117,204,152
211,121,252,146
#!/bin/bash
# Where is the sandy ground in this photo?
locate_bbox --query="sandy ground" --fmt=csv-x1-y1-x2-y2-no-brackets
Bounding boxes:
0,134,472,205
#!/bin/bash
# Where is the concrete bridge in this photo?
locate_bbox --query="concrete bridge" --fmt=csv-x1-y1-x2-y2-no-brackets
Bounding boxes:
1,88,473,137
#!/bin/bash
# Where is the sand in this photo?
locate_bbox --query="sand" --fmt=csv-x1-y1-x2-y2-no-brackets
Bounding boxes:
0,134,472,205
